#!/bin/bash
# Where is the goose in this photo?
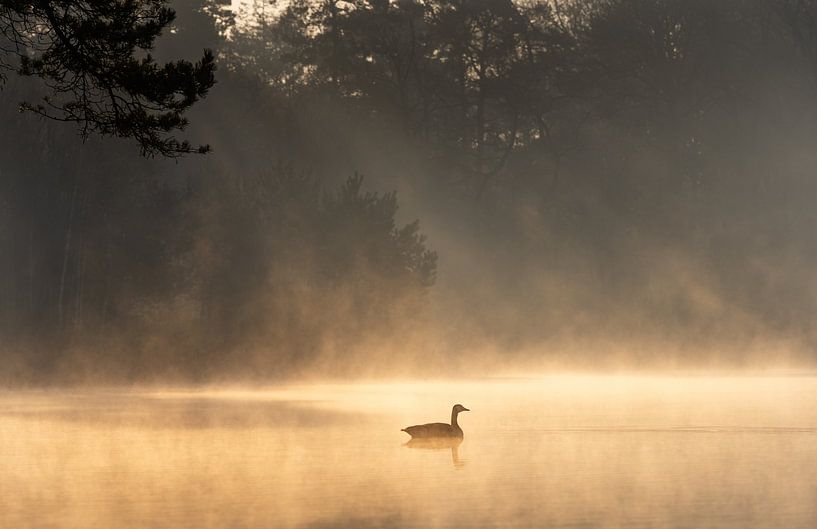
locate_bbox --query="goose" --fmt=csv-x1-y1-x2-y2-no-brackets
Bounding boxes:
401,404,470,438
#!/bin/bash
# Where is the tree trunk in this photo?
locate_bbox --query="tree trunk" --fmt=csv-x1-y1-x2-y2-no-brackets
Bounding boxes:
74,232,86,332
73,191,89,331
57,182,78,329
102,208,112,324
28,227,34,316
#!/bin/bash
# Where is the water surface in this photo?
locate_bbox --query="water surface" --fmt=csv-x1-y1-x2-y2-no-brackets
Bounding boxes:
1,376,816,528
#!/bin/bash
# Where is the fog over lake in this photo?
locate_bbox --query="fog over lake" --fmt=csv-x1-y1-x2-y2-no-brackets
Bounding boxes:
3,376,816,529
4,2,817,528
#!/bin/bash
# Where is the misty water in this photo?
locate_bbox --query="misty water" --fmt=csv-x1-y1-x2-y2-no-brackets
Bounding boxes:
2,376,816,529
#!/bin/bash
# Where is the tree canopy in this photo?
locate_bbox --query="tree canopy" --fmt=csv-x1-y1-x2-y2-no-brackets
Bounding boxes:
6,0,817,381
0,1,215,156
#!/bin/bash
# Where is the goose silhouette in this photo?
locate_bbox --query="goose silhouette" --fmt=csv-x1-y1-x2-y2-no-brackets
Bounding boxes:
401,404,470,438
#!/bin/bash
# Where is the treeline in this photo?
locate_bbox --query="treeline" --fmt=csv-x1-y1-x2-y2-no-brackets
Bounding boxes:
0,71,436,382
219,0,817,359
4,0,817,381
227,0,817,202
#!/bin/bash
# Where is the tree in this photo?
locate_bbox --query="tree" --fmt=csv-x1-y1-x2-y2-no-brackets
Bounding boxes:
0,1,215,156
321,173,438,290
229,0,576,197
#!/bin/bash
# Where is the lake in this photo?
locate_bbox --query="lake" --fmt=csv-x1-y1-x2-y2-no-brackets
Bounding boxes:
1,375,816,528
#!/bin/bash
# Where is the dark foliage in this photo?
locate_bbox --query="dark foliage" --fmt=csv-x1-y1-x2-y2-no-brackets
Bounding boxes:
0,75,437,381
0,1,215,156
222,0,817,360
7,0,817,381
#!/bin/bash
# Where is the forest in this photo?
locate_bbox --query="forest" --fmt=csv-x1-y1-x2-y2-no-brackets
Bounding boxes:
3,0,817,382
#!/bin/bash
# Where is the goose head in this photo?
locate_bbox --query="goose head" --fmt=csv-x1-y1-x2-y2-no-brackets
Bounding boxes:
452,404,470,414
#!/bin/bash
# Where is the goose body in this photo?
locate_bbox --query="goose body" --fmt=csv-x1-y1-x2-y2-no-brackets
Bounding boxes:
402,404,469,438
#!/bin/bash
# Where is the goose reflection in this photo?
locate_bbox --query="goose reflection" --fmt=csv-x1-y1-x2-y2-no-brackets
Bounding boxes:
404,437,466,468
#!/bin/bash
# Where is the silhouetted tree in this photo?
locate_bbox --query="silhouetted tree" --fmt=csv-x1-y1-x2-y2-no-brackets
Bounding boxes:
9,0,817,381
0,1,215,156
230,0,576,196
191,167,437,374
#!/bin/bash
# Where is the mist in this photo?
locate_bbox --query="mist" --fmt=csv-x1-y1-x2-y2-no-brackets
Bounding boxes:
3,0,817,386
6,5,817,529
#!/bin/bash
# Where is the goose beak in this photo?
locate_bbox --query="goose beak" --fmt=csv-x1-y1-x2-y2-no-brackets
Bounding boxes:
462,407,470,412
